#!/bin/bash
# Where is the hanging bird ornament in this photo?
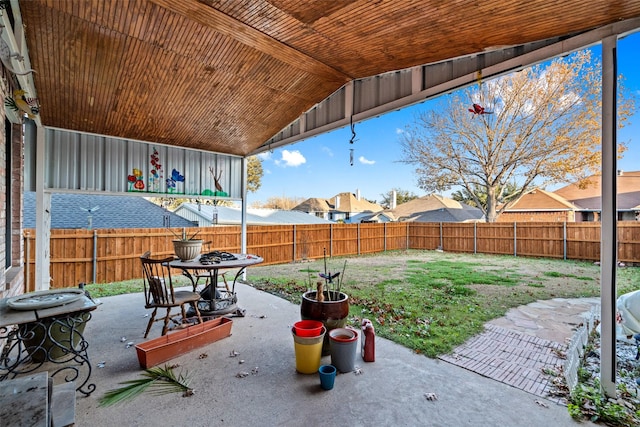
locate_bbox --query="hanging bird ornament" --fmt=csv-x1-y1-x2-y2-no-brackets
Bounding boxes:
468,103,493,116
5,89,39,119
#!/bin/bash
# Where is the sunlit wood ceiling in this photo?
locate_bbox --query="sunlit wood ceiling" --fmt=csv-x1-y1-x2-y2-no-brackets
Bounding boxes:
16,0,640,157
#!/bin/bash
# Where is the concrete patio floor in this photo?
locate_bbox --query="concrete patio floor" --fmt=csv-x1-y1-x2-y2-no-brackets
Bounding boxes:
73,283,598,427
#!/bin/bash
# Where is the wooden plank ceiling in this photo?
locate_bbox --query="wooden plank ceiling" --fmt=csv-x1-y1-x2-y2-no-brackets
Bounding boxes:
17,0,640,157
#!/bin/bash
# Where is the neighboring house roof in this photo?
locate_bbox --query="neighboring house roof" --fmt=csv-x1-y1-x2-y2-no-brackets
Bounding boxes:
23,192,196,229
327,192,383,213
553,171,640,210
293,192,384,216
505,188,579,211
388,194,484,222
292,198,332,213
350,211,395,223
175,203,334,225
403,208,484,223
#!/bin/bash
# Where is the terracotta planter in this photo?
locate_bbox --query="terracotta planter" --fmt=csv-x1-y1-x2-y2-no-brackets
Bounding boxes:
135,317,232,368
21,311,91,363
172,239,203,262
300,290,349,355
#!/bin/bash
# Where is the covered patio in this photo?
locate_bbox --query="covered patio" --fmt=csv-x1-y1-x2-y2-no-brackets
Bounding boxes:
75,282,595,426
1,0,640,422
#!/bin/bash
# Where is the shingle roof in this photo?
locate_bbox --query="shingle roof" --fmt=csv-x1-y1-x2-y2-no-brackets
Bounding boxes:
175,203,333,225
554,171,640,210
328,192,383,213
390,195,461,216
23,192,196,229
294,192,383,214
388,194,484,222
292,198,332,213
402,208,484,223
506,188,579,211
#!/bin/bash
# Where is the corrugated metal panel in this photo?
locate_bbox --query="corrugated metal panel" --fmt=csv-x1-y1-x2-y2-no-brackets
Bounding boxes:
40,128,242,199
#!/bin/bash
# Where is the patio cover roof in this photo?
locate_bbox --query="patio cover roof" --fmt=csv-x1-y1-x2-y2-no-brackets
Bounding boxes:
12,1,640,158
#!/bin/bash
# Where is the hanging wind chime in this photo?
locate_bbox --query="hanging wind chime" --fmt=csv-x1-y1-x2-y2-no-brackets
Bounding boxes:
349,115,357,166
467,70,493,116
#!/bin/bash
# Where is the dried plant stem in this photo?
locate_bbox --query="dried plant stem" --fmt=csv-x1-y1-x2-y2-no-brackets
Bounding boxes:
316,281,324,302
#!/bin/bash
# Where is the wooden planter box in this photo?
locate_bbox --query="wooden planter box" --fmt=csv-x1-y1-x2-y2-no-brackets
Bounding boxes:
135,317,232,369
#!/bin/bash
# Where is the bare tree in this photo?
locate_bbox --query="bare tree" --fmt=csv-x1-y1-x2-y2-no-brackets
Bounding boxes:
252,196,306,210
399,51,634,222
379,188,419,209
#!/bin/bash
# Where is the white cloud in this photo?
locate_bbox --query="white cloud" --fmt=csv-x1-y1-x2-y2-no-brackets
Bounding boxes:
396,128,405,134
359,156,375,165
257,152,271,161
275,149,306,167
322,146,333,156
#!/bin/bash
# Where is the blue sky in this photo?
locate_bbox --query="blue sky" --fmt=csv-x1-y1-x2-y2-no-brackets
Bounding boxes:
248,31,640,206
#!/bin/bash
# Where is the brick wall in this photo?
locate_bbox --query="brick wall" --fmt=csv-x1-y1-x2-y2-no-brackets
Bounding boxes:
0,87,25,300
498,211,574,223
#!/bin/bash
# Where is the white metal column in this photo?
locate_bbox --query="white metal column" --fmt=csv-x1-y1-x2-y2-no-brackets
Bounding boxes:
34,126,51,290
240,157,247,255
600,34,617,398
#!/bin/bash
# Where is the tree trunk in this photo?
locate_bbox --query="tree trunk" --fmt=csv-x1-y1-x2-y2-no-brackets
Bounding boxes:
485,187,498,223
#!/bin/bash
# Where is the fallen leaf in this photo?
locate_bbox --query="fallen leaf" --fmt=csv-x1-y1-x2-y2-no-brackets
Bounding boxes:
535,400,549,408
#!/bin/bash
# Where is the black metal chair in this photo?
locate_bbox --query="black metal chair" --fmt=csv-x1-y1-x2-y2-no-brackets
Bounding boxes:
140,252,203,337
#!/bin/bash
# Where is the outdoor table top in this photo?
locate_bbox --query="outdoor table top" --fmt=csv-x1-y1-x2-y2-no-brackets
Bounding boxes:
169,253,263,271
0,294,97,328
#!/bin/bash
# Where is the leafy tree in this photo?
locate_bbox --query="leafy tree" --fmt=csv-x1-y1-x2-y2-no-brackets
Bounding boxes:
399,50,634,222
451,182,520,209
246,155,263,193
379,188,419,209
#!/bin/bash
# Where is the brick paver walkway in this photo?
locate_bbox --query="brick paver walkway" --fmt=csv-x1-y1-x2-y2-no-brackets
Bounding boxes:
438,324,568,403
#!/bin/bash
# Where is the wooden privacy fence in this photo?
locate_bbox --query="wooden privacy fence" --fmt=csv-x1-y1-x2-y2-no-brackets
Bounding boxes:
23,221,640,291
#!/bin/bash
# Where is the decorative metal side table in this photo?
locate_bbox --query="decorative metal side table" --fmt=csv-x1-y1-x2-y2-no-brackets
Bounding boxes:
0,290,97,396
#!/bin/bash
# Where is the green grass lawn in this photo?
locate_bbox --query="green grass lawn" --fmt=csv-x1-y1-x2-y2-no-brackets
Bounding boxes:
244,250,640,358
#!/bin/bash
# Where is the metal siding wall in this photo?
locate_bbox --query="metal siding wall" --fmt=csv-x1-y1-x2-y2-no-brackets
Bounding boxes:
104,138,129,192
43,128,242,198
184,148,200,195
79,133,103,191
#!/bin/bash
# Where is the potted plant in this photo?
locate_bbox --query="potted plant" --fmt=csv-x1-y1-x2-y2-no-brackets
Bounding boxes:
300,249,349,355
169,228,203,261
